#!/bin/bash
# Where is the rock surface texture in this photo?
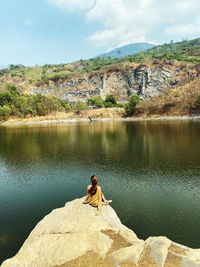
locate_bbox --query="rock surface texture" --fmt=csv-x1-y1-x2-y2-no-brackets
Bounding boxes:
29,63,200,103
2,197,200,267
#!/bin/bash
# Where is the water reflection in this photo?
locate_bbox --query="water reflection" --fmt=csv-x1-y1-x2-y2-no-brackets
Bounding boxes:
1,121,200,168
0,120,200,263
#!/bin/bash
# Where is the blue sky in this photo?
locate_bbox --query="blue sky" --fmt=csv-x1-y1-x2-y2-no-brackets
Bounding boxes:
0,0,200,66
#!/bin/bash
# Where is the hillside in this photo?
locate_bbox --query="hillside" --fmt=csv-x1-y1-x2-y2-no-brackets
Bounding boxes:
143,37,200,62
0,37,200,90
27,61,199,101
0,37,200,120
98,43,154,58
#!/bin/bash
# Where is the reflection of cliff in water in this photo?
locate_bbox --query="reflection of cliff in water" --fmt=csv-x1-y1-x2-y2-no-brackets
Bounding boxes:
0,122,128,164
0,121,200,168
127,120,200,166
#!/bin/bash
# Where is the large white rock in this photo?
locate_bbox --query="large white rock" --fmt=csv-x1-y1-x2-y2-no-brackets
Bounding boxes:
2,197,200,267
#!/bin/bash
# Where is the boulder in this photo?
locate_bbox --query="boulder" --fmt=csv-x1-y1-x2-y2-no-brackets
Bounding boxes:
2,197,200,267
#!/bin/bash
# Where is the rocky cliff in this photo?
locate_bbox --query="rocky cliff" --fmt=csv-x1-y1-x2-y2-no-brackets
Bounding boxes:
2,197,200,267
29,62,200,103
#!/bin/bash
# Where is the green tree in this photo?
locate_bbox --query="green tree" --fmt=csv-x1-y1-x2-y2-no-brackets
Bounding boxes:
87,98,95,106
36,102,49,116
0,105,11,120
0,85,72,119
125,94,140,116
105,94,117,105
0,92,11,106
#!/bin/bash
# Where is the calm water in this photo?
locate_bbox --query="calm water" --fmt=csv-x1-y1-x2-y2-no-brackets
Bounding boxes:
0,120,200,263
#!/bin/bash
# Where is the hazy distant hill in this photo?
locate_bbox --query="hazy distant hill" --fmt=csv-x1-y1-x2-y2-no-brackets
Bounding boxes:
98,43,154,58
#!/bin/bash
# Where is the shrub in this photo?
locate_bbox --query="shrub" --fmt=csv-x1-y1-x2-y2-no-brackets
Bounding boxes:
125,94,140,116
7,84,20,96
104,101,114,108
196,94,200,103
59,99,71,111
117,103,125,108
87,96,104,108
184,104,190,110
73,101,87,114
104,94,117,108
10,104,18,116
18,112,24,119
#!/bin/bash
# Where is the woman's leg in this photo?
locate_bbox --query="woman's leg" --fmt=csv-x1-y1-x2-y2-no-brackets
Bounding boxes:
102,192,111,205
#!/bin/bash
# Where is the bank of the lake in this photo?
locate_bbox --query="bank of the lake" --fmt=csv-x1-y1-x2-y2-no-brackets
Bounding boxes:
2,114,200,127
1,105,200,127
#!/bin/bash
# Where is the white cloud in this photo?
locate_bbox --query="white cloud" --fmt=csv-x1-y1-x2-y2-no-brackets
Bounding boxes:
165,18,200,36
86,0,200,47
88,26,146,47
46,0,95,11
46,0,200,48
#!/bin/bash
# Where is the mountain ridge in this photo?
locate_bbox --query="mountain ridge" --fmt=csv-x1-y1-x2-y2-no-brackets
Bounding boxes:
98,42,154,58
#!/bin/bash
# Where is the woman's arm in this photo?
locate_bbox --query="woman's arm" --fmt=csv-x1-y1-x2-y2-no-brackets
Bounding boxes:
101,188,108,203
101,187,112,205
101,192,107,202
87,185,92,194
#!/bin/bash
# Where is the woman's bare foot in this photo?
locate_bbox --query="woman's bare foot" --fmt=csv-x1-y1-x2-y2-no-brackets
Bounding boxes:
105,200,112,205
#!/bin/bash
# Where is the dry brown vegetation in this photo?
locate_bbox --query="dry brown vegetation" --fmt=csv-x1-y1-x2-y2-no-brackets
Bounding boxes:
4,108,125,124
134,77,200,117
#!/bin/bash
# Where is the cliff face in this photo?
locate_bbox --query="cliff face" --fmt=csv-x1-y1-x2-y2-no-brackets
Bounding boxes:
2,197,200,267
29,63,200,103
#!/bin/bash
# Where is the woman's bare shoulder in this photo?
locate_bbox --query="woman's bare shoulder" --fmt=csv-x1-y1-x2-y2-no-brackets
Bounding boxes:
87,185,92,190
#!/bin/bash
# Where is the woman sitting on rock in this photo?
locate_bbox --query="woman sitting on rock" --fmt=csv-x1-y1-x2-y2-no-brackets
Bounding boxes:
85,175,111,210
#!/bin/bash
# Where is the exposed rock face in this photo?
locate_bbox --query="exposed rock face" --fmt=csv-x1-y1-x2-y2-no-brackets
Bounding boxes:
29,63,199,103
2,197,200,267
29,63,200,103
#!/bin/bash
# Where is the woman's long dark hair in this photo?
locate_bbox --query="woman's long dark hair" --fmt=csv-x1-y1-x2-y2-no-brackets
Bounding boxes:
89,175,98,196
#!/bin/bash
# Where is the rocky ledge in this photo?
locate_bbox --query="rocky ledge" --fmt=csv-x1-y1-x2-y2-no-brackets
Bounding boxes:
2,197,200,267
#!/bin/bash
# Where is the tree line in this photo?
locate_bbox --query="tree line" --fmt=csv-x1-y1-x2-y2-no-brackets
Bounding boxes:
0,85,71,120
0,84,139,121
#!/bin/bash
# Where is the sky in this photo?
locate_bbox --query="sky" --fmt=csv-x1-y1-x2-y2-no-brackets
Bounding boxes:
0,0,200,66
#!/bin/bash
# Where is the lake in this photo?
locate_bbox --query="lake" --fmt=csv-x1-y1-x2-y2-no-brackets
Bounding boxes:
0,120,200,263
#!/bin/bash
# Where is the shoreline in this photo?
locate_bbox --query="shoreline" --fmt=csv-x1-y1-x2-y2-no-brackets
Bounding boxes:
1,115,200,126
